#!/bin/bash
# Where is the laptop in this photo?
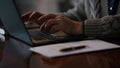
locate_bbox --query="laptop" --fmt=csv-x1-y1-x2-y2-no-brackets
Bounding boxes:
0,0,83,47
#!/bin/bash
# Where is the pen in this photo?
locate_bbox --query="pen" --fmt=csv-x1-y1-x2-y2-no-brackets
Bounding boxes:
60,45,87,52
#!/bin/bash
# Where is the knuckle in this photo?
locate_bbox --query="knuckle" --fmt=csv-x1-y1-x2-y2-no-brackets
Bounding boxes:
48,19,54,22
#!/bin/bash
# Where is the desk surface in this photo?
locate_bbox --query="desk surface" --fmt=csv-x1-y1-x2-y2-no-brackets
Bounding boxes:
1,23,120,68
30,40,120,68
0,36,120,68
1,36,120,68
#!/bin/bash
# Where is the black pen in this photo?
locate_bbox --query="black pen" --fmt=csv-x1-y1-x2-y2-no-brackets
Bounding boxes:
60,45,87,52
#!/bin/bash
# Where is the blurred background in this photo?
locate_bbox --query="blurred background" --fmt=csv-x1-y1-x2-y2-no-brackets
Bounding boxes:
14,0,75,14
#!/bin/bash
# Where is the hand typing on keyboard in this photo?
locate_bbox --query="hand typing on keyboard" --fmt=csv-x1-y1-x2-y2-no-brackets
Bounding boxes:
22,11,82,35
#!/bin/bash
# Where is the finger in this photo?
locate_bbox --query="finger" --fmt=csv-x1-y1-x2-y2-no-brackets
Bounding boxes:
29,11,43,21
37,14,57,25
45,19,60,32
39,19,60,32
22,11,33,21
39,22,47,31
55,15,73,23
22,11,43,22
50,25,61,33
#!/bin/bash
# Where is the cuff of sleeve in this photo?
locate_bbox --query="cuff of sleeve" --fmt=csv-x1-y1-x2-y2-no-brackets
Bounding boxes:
84,19,103,37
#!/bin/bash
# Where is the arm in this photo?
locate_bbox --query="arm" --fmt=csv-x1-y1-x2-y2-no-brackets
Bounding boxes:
84,14,120,39
63,0,120,38
63,0,86,21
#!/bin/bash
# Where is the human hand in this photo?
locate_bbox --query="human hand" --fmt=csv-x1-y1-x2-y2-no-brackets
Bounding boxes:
37,14,83,35
22,11,44,24
22,12,83,35
22,11,57,25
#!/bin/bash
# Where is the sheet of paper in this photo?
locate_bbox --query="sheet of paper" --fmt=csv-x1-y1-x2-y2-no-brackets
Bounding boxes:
30,40,120,58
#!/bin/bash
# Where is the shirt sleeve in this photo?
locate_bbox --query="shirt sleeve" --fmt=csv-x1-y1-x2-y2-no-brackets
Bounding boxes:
63,0,86,21
84,14,120,39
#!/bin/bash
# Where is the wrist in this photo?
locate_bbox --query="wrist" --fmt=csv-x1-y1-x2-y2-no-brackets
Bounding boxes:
74,22,83,35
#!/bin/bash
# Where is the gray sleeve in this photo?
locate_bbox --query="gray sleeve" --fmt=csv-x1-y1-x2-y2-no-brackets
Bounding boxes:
84,14,120,38
63,0,86,21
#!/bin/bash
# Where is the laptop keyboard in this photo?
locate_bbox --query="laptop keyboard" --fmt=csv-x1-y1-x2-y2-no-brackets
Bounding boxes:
28,29,57,40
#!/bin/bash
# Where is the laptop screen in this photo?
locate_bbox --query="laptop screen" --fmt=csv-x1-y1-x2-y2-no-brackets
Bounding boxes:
0,0,33,45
